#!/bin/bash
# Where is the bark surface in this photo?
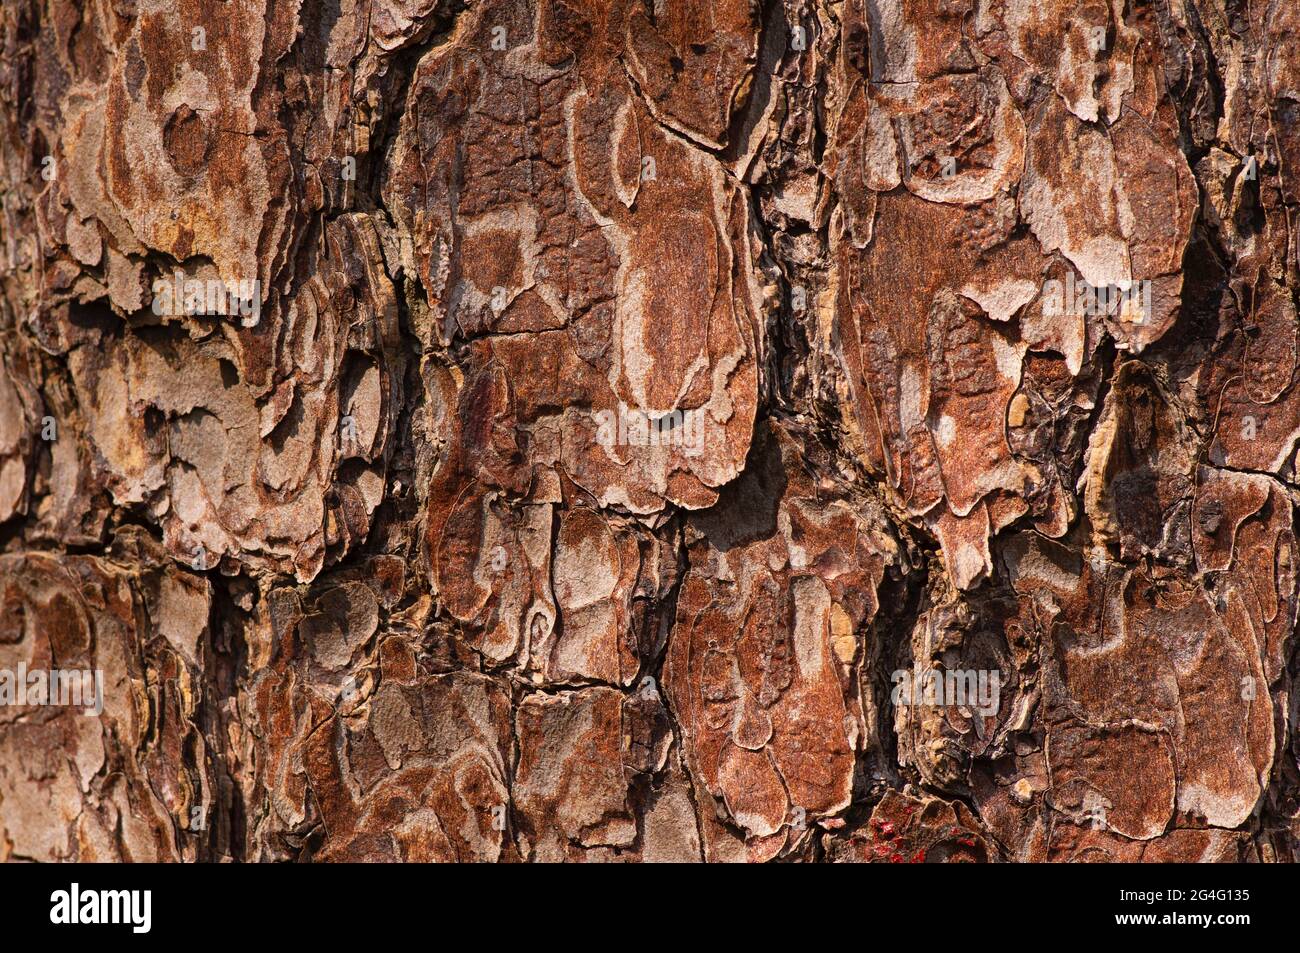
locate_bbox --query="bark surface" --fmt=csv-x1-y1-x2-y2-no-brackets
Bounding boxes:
1,0,1298,862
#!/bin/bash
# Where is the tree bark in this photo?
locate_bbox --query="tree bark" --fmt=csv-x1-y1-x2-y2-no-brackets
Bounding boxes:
0,0,1297,862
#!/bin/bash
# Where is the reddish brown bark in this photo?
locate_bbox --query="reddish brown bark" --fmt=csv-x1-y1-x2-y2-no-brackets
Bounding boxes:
1,0,1298,862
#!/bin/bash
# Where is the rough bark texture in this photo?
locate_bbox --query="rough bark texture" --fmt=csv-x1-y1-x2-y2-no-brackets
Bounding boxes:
1,0,1298,863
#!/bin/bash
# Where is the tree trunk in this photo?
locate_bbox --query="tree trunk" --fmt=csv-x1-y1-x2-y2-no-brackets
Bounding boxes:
0,0,1297,863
